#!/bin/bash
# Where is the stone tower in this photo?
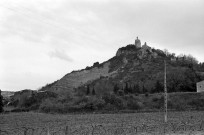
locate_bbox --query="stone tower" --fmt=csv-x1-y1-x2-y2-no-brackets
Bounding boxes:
135,37,141,48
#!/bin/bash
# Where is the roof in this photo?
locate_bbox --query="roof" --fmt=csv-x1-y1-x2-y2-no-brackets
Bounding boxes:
197,80,204,84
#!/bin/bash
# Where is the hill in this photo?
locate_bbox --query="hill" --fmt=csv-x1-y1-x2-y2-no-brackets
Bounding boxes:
41,38,204,95
5,37,204,113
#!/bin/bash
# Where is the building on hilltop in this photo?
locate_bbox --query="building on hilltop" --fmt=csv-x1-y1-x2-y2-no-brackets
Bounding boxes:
197,80,204,92
144,42,147,46
135,37,141,48
142,42,152,52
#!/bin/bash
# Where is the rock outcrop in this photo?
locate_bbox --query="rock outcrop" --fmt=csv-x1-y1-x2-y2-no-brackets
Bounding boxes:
116,45,136,56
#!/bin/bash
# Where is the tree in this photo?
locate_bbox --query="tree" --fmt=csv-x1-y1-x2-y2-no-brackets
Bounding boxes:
113,84,120,94
133,84,140,94
0,90,4,113
124,83,134,94
124,83,129,94
92,87,96,95
128,84,133,93
142,85,147,93
164,49,170,57
86,85,90,95
153,80,163,93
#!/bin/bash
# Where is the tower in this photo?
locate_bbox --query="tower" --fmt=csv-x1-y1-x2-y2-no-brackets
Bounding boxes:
144,42,147,46
135,37,141,48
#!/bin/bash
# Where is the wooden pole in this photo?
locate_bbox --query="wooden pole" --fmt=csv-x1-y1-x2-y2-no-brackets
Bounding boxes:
164,60,168,123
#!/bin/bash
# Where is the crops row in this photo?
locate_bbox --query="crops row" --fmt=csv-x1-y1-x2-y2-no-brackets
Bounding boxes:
0,111,204,135
1,121,204,135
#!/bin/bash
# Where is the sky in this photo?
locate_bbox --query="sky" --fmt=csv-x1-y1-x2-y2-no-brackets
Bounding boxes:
0,0,204,91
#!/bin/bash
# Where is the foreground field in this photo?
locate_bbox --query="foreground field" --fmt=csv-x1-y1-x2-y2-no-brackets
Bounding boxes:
0,111,204,135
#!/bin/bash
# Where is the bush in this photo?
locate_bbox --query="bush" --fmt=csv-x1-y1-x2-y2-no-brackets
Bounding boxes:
188,99,204,109
103,103,117,111
83,97,105,111
39,98,65,113
152,97,159,102
11,108,29,112
126,98,142,110
74,96,89,105
150,96,164,109
145,93,149,97
118,90,124,96
102,93,125,109
92,98,105,110
0,90,3,113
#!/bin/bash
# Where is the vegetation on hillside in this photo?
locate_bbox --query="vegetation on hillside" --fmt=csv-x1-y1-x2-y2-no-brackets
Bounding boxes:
0,90,4,113
38,80,58,91
36,92,204,113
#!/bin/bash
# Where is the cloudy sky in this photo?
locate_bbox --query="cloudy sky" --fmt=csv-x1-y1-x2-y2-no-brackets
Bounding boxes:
0,0,204,91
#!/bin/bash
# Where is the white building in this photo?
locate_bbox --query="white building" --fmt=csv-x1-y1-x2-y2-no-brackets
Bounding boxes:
197,80,204,92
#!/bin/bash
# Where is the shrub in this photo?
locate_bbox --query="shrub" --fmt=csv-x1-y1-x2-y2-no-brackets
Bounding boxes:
39,98,65,113
118,90,124,96
126,98,142,110
188,99,204,109
0,90,4,113
152,97,159,102
83,97,105,111
103,103,116,111
102,93,125,109
145,93,149,97
93,98,105,110
74,96,89,105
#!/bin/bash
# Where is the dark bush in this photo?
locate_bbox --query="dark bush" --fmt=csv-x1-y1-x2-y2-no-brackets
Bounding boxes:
102,93,125,109
118,90,124,96
188,99,204,109
152,97,159,102
39,98,65,113
0,90,4,113
127,99,141,110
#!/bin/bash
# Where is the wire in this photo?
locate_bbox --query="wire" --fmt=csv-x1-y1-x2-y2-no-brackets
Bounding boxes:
0,3,99,44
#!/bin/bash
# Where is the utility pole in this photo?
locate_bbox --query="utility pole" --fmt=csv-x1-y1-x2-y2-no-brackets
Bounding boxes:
164,60,168,123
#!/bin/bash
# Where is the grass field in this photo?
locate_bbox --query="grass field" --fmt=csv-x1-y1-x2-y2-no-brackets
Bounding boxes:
0,111,204,135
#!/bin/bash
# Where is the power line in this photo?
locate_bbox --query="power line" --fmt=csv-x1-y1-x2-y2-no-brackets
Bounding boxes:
0,3,98,44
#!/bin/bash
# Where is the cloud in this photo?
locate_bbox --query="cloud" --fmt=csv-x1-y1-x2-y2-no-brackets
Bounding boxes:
48,49,73,62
